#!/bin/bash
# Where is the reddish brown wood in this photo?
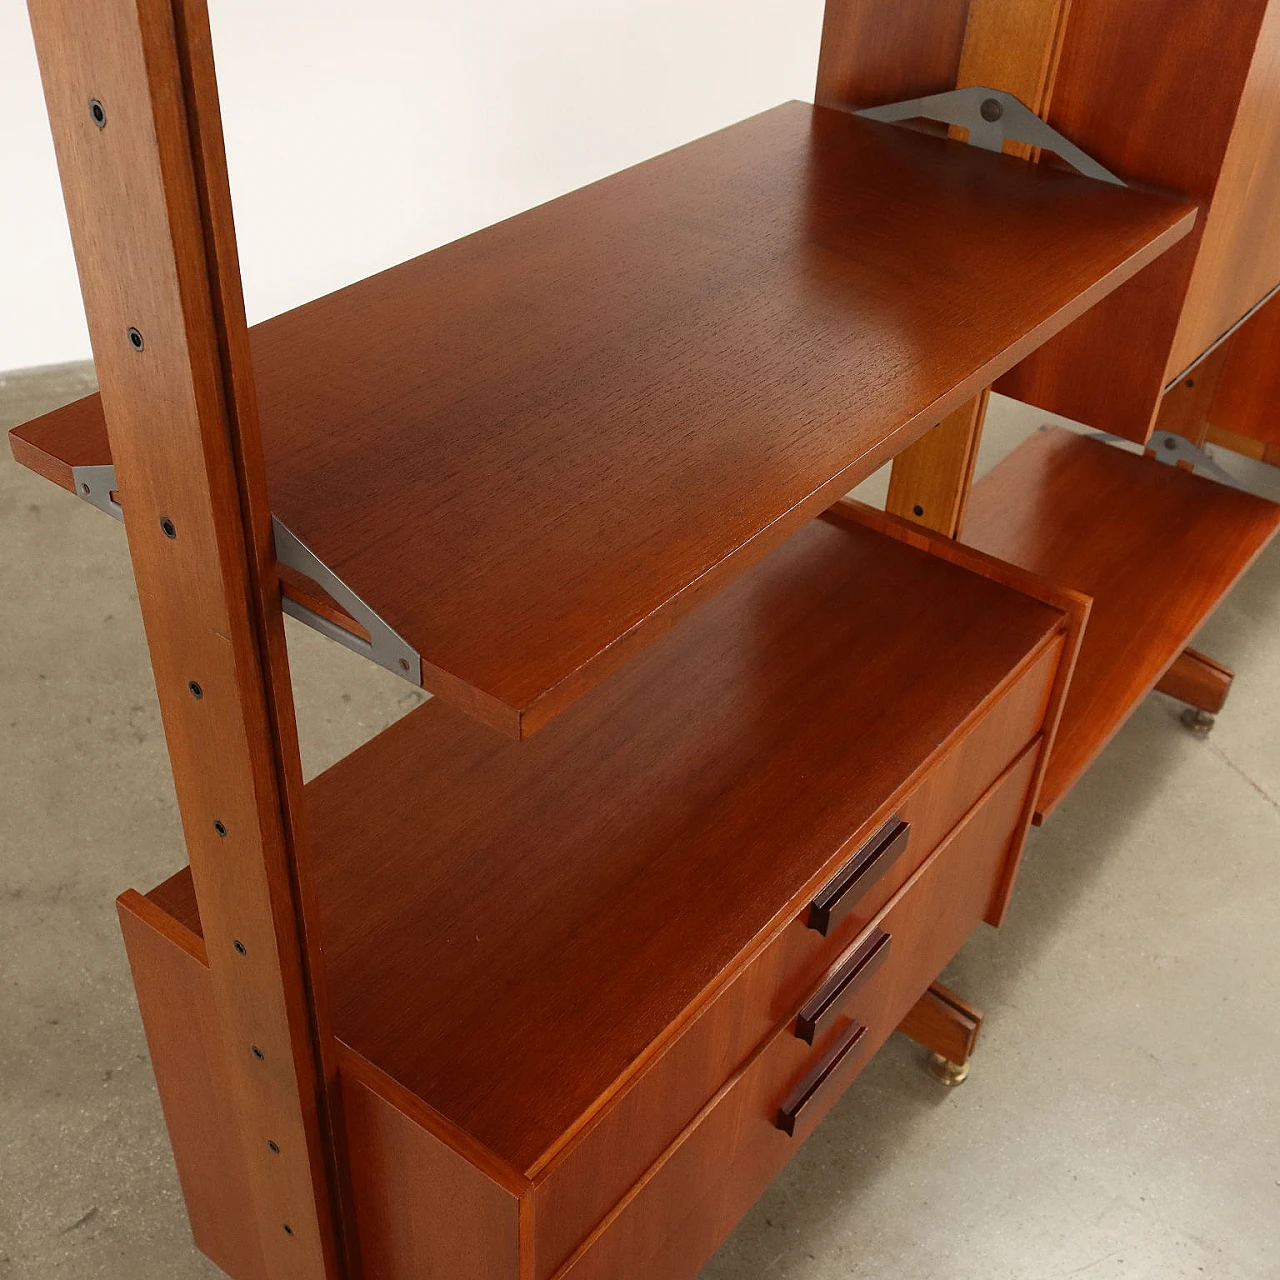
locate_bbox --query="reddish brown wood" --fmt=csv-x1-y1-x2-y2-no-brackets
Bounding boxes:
340,1064,522,1280
898,981,984,1068
994,0,1278,440
1154,648,1235,715
554,745,1040,1280
117,892,265,1280
9,102,1193,737
964,427,1280,818
1210,287,1280,451
1167,1,1280,377
1153,342,1234,448
25,0,343,1273
126,512,1068,1279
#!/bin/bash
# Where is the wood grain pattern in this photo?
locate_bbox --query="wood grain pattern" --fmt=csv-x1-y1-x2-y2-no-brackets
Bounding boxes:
885,393,989,535
995,0,1273,441
816,0,970,111
554,744,1039,1280
1166,0,1280,378
964,427,1280,818
25,1,342,1273
1210,286,1280,450
117,891,265,1280
139,513,1063,1196
1153,648,1234,715
9,102,1194,737
1153,342,1233,448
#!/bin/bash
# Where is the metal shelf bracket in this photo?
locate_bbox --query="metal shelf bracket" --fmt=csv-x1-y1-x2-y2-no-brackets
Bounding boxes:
65,463,422,685
856,86,1125,187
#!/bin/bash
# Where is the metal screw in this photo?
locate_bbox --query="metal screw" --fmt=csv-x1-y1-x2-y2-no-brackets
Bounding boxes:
913,505,925,517
283,1225,294,1237
980,97,1004,123
1164,436,1177,450
251,1046,265,1061
267,1140,280,1154
213,820,227,837
127,327,145,351
399,657,410,671
233,940,247,956
80,482,91,496
160,516,177,539
1185,379,1196,388
188,679,204,699
89,99,107,128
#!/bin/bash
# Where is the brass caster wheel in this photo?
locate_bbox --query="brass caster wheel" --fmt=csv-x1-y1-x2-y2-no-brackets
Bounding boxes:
927,1052,971,1088
1181,707,1216,737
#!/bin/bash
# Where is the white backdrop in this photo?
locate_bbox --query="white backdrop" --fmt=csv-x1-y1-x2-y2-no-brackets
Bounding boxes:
0,0,826,371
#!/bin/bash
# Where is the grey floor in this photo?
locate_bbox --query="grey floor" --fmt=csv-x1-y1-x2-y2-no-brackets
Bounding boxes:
1,363,1277,1280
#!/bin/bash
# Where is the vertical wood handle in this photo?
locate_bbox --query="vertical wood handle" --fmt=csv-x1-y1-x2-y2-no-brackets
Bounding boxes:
776,1021,869,1137
808,819,910,935
795,928,891,1045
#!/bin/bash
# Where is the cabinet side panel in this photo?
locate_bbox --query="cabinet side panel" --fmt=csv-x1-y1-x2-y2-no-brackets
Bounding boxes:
116,891,265,1280
1168,0,1280,376
998,0,1268,441
341,1070,521,1280
816,0,970,108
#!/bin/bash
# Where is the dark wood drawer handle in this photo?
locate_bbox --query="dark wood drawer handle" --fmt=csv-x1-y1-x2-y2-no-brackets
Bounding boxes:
808,818,910,936
776,1021,868,1137
795,927,891,1045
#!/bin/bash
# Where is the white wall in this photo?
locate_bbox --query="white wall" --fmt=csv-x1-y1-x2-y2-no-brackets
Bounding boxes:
0,0,826,371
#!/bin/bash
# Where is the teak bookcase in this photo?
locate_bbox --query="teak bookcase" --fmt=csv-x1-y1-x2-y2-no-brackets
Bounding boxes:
9,1,1278,1277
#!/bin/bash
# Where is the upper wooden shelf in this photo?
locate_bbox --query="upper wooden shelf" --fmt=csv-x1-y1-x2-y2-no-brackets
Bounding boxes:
10,102,1194,738
964,427,1280,819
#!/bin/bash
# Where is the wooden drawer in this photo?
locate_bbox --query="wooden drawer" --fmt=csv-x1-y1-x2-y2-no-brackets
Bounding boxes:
529,641,1057,1279
554,740,1040,1280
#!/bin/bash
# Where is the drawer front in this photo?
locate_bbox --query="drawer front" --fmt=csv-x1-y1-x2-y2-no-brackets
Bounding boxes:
528,639,1058,1278
554,742,1039,1280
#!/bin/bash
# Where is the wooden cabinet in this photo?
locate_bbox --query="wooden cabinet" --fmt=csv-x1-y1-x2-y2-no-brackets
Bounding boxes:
116,511,1080,1280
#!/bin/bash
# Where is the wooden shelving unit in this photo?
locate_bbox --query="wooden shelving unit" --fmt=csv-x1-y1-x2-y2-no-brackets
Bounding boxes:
964,427,1280,819
10,101,1191,737
13,0,1278,1277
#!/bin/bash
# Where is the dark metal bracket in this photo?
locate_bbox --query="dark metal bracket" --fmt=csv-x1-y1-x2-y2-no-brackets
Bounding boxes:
856,86,1124,187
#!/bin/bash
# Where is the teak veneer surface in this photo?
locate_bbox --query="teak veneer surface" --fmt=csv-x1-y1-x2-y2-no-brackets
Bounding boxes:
964,427,1280,817
147,515,1063,1177
10,101,1192,736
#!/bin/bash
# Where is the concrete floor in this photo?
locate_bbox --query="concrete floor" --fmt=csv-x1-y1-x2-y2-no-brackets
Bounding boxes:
1,363,1278,1279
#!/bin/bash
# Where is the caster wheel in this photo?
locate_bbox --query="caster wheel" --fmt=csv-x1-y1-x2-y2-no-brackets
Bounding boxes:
1181,707,1215,737
927,1052,971,1088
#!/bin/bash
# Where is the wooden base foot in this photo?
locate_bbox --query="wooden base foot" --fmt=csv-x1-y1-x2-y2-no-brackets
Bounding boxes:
1155,647,1234,716
898,981,983,1084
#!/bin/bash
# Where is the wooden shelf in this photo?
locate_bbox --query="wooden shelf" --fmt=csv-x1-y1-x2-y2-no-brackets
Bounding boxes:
9,102,1193,738
143,512,1065,1178
964,427,1280,819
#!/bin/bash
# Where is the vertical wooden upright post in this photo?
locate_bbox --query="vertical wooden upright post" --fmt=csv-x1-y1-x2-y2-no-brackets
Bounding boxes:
26,1,342,1274
880,0,1074,537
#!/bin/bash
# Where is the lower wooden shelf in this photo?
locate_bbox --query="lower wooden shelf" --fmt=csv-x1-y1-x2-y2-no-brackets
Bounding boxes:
963,426,1280,820
119,508,1079,1280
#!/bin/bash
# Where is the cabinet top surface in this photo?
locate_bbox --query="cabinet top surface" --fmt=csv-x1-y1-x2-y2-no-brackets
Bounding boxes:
11,102,1194,735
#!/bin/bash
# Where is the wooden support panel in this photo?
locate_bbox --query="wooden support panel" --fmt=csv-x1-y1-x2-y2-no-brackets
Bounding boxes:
10,101,1193,737
1154,648,1235,715
898,980,984,1067
964,426,1280,819
1209,285,1280,453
